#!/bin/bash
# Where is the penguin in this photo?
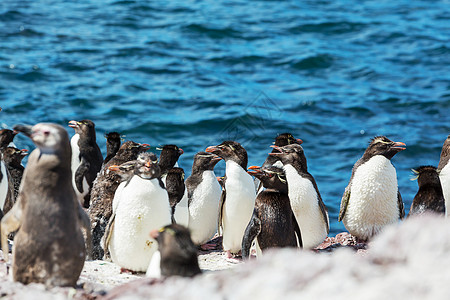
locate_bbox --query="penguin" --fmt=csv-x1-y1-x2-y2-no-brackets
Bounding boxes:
165,167,187,224
270,143,329,249
205,141,256,258
0,129,18,149
158,144,184,180
408,166,445,217
242,166,302,259
104,152,171,272
68,119,103,208
103,132,122,166
262,133,303,169
256,133,303,194
437,134,450,216
0,129,18,214
339,136,406,241
186,151,222,249
1,147,27,214
89,141,150,260
1,123,91,287
147,224,201,278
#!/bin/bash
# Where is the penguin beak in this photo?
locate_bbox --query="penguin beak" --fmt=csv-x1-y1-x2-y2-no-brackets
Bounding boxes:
211,156,223,163
269,145,284,155
149,229,159,240
295,138,303,144
140,143,151,150
68,120,79,128
13,124,33,137
178,148,184,155
20,149,28,156
392,142,406,151
145,161,152,168
247,165,262,175
108,165,120,172
205,146,219,153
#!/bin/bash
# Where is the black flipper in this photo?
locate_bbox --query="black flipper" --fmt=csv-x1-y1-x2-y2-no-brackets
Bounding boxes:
241,210,261,259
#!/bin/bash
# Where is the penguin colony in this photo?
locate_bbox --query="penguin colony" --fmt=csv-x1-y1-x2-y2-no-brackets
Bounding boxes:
0,117,449,287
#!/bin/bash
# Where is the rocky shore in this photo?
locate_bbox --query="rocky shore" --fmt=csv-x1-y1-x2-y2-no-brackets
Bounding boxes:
1,214,447,299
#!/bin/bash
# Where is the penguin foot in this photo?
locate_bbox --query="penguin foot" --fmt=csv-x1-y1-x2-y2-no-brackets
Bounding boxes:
120,268,138,274
200,243,218,251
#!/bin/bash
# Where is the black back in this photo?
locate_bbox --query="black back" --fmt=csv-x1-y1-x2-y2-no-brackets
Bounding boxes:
409,166,445,216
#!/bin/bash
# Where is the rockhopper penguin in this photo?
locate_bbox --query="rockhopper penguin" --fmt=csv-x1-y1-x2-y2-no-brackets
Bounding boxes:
242,166,302,259
103,132,122,166
1,147,27,214
186,151,222,249
89,141,150,260
206,141,256,258
339,136,406,241
1,123,91,287
270,143,329,249
408,166,445,217
68,119,103,208
104,152,171,272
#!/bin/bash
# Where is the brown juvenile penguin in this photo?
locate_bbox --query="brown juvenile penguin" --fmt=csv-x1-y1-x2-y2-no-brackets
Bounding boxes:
1,123,91,287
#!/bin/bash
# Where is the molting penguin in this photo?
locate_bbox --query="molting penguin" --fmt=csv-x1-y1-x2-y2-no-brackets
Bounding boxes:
103,132,122,166
89,141,150,260
205,141,256,258
437,134,450,216
1,123,91,287
408,166,445,217
147,224,201,278
186,151,222,249
68,120,103,208
1,147,27,214
339,136,406,241
242,166,301,259
105,152,171,272
0,129,18,214
271,143,329,249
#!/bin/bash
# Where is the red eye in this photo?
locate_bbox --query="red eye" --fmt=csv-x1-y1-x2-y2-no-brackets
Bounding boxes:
43,130,50,136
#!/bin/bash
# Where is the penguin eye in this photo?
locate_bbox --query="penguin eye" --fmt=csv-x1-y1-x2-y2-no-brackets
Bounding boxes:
43,130,50,136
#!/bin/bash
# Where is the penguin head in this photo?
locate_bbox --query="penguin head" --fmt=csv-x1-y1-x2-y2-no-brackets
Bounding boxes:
248,165,288,192
269,143,307,172
136,152,160,179
150,224,201,277
158,144,184,174
205,141,248,169
117,141,150,158
411,166,441,188
108,160,137,182
274,133,303,147
0,129,18,149
1,147,28,165
192,151,222,172
365,136,406,160
14,123,69,154
68,119,96,137
104,131,121,142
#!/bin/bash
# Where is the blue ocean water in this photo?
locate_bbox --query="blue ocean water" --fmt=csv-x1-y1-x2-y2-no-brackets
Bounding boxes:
1,0,449,235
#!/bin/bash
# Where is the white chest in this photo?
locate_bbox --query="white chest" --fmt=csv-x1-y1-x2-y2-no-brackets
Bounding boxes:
222,161,256,253
344,155,399,239
0,161,8,210
188,170,222,245
70,134,81,175
110,176,171,272
439,162,450,216
284,164,328,248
